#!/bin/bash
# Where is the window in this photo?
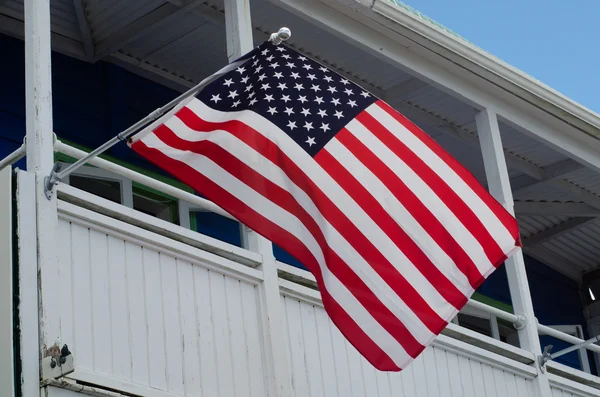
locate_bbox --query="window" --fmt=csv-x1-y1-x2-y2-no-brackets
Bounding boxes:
452,304,519,348
542,325,592,374
132,184,179,223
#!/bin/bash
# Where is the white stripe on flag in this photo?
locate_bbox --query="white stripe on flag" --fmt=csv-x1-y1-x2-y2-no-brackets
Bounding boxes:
344,118,493,279
325,136,474,295
366,103,515,249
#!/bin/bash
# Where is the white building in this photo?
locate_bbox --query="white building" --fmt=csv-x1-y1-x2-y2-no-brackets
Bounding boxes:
1,0,600,396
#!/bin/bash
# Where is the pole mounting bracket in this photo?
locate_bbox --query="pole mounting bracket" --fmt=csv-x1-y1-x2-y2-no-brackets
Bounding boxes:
43,162,62,199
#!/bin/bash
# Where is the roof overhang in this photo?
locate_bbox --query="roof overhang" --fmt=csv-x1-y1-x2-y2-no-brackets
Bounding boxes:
370,0,600,140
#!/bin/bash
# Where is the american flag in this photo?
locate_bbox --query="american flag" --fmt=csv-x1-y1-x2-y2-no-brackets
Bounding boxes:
129,41,520,371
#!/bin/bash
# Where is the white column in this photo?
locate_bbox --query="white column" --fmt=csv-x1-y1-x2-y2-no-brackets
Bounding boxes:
476,108,551,395
224,0,254,63
224,2,292,396
24,0,59,394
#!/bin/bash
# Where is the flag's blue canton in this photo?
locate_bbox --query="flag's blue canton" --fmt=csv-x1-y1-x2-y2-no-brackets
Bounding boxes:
197,42,377,156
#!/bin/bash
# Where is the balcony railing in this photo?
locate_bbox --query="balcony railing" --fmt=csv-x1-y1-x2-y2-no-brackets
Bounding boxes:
4,140,600,396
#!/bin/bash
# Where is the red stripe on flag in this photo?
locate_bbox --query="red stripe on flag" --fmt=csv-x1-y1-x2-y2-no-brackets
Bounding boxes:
130,138,402,371
376,101,520,242
146,123,425,358
356,110,506,269
316,148,451,326
325,129,471,305
336,123,484,289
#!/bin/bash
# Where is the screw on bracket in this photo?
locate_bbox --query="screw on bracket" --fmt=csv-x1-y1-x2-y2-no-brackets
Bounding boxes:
49,344,71,369
538,345,553,373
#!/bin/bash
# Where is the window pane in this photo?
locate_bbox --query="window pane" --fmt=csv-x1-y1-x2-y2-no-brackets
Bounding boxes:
70,175,121,204
193,212,242,247
133,186,178,223
457,313,492,337
273,243,307,270
498,320,519,347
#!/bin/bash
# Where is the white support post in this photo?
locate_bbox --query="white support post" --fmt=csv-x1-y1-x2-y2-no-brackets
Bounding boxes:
224,0,254,63
24,0,60,393
224,2,292,396
476,108,551,395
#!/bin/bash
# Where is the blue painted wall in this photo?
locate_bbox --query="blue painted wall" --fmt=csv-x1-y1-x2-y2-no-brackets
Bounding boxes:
478,256,591,371
1,33,593,372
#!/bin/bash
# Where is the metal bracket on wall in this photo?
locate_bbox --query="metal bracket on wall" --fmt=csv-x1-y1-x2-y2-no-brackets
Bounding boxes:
41,344,74,381
538,335,600,372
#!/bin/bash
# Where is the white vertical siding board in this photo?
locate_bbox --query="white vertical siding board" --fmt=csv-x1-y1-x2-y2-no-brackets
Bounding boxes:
300,303,326,397
178,261,202,396
71,223,94,370
552,389,564,397
422,348,442,397
410,354,429,397
328,314,354,397
376,374,393,397
280,297,296,396
89,229,112,375
124,242,150,385
314,307,340,397
469,359,487,396
432,347,452,397
344,334,367,397
57,220,74,362
514,376,529,397
225,277,252,397
505,373,519,397
396,360,418,397
209,271,236,397
361,358,381,397
286,298,310,397
241,283,268,397
106,236,131,381
482,364,498,397
493,369,509,397
446,349,465,397
142,249,168,390
159,254,185,395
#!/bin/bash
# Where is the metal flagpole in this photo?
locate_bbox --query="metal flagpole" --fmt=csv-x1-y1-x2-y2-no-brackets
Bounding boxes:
43,27,291,199
539,334,600,370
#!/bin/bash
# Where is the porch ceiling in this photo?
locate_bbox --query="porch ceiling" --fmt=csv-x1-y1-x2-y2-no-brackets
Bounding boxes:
2,0,600,281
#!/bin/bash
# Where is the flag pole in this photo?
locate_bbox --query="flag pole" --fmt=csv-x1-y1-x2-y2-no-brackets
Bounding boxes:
43,27,291,199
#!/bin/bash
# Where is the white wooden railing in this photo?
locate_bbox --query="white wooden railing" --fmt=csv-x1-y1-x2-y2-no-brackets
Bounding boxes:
5,142,600,396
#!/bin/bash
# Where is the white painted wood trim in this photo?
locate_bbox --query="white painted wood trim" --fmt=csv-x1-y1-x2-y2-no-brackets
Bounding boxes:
66,369,183,397
0,167,14,397
56,200,264,284
434,334,537,378
476,108,551,396
548,372,600,397
57,183,262,268
16,170,41,397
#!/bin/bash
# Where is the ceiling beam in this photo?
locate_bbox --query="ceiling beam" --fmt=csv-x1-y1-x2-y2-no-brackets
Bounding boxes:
524,246,583,282
383,77,428,101
0,14,86,60
93,0,206,61
514,201,600,217
511,159,585,193
394,101,544,179
549,179,600,210
522,217,596,246
392,102,600,216
73,0,94,60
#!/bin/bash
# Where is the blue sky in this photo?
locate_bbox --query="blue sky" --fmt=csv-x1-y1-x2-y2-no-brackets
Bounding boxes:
401,0,599,113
